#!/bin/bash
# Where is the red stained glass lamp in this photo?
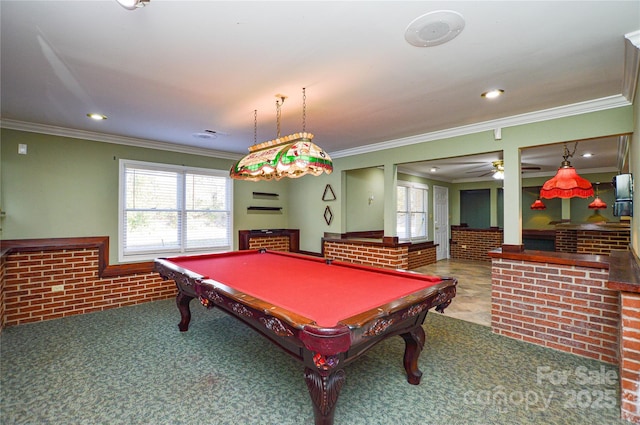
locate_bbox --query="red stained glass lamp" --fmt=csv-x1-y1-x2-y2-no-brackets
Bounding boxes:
540,143,594,199
530,199,546,210
230,88,332,182
588,183,608,209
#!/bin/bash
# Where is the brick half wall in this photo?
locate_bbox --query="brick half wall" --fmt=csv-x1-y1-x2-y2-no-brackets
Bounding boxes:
2,247,176,327
451,226,503,262
620,292,640,423
491,258,619,364
323,241,408,270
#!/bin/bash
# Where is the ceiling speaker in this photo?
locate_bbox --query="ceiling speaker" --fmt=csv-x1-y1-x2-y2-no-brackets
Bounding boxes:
405,10,465,47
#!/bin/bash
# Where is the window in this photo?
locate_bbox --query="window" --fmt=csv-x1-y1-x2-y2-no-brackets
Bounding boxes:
119,160,233,262
397,182,428,241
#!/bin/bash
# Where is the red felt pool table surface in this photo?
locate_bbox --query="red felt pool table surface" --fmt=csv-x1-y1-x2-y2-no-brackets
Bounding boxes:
163,249,444,327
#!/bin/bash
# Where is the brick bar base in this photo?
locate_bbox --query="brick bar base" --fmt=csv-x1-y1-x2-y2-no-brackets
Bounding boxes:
491,257,619,364
2,247,176,327
620,292,640,423
608,250,640,424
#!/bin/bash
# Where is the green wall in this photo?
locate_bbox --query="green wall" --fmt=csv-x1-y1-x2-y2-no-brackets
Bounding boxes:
345,168,384,232
0,129,290,262
1,103,636,257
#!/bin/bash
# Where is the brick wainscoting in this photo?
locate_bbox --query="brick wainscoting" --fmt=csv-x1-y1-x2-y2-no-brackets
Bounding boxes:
0,255,6,328
1,238,176,328
490,254,618,364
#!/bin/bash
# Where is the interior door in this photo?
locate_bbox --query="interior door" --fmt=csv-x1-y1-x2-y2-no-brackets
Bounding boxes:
433,185,449,260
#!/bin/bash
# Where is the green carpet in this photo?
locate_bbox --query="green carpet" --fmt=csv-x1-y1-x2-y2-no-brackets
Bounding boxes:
0,299,627,425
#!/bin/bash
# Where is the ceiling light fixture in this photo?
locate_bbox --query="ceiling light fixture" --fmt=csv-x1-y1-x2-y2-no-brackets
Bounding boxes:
492,160,504,180
87,113,107,121
481,89,504,99
540,143,594,199
230,88,333,181
530,199,546,210
588,182,608,210
116,0,149,10
404,10,465,47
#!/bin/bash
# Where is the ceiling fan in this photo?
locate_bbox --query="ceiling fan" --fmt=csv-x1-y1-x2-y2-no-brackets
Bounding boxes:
467,160,541,179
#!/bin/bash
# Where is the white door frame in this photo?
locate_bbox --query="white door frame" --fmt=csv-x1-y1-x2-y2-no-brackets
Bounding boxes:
433,185,449,260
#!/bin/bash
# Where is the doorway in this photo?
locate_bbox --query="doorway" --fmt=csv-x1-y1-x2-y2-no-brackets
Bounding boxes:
433,185,449,260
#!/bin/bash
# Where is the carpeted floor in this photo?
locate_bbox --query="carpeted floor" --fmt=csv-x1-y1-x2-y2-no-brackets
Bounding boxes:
0,299,626,425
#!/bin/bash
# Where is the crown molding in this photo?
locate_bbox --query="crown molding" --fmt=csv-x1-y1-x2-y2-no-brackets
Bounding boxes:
1,94,630,162
0,119,242,160
330,95,631,159
623,30,640,103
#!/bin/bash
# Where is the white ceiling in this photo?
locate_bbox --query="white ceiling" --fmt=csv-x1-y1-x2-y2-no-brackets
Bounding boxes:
1,1,638,181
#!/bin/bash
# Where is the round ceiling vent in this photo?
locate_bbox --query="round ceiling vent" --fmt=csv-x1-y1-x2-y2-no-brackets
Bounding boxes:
405,10,465,47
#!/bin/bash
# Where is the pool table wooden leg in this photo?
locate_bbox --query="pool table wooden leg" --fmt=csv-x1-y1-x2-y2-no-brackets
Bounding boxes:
304,367,346,425
176,292,193,332
401,325,426,385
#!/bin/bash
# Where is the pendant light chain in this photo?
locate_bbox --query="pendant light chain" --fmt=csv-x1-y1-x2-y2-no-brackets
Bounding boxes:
276,98,282,138
302,87,306,133
253,109,257,145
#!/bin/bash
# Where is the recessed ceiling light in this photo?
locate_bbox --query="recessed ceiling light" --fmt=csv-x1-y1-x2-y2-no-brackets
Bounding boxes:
582,152,593,158
116,0,149,10
430,167,438,173
192,132,217,140
481,89,504,99
87,113,107,121
405,10,465,47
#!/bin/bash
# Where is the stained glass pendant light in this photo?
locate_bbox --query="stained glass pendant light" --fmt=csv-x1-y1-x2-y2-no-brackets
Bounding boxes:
588,182,608,209
230,88,333,181
540,143,594,199
530,199,546,210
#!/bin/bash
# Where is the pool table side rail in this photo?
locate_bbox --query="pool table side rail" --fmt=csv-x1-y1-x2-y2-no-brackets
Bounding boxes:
154,257,456,331
155,258,456,356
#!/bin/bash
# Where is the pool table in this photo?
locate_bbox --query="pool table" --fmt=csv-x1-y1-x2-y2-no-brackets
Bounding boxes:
154,249,456,425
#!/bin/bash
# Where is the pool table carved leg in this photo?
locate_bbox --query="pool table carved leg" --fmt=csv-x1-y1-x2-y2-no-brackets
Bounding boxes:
176,292,194,332
304,367,345,425
401,325,426,385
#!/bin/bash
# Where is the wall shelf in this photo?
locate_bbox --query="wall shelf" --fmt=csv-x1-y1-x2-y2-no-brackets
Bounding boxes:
247,206,282,211
252,192,279,199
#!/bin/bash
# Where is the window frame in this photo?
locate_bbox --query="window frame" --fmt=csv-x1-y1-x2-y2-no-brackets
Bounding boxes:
118,159,233,262
396,181,429,242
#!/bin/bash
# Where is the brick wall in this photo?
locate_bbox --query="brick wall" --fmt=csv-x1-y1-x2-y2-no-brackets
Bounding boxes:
2,248,176,327
556,228,630,255
407,246,437,269
247,236,290,252
577,230,630,255
620,292,640,424
0,255,5,329
323,241,408,270
492,258,619,364
451,227,503,262
555,229,577,253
